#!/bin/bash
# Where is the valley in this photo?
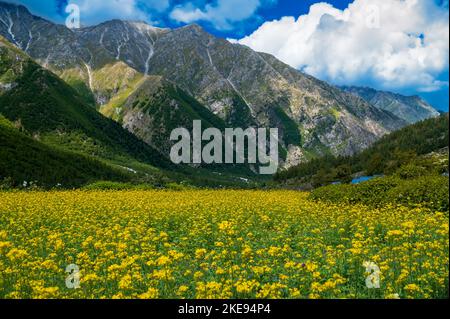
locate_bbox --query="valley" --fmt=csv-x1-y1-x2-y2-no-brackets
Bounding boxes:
0,0,448,302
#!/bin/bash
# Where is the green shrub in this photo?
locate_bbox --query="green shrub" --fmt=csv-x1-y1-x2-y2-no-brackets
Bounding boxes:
0,177,13,190
310,177,400,207
334,165,353,184
309,183,354,203
82,181,193,191
82,181,136,191
386,176,449,212
395,164,428,179
276,114,449,184
310,175,449,212
348,177,400,206
164,182,194,191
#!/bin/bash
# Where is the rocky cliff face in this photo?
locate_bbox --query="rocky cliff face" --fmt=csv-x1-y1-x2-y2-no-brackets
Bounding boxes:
341,86,440,124
0,1,408,167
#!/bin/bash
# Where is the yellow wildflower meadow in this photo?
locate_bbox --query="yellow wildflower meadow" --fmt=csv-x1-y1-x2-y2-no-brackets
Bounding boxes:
0,190,448,299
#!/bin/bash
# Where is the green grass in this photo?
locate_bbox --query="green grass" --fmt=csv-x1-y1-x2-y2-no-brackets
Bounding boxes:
310,175,449,212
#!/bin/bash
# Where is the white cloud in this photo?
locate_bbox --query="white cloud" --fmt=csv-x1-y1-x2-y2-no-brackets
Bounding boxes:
233,0,449,92
143,0,171,13
170,0,267,30
69,0,146,25
68,0,170,25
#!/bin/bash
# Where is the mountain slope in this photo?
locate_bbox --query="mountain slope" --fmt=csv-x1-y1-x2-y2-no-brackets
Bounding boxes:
143,25,406,164
0,2,143,108
0,1,407,167
76,20,170,74
0,35,171,171
101,75,227,156
341,86,440,124
0,115,130,187
275,114,449,186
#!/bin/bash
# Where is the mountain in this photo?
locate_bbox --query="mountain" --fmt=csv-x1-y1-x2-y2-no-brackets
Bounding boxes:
107,23,406,166
0,34,171,174
341,86,440,124
0,1,408,168
0,115,130,187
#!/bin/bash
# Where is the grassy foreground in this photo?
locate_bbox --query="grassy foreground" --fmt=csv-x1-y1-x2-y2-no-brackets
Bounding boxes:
0,190,448,299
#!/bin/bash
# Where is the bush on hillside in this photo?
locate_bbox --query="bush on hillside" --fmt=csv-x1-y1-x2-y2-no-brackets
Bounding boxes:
386,176,449,212
82,181,142,191
395,163,428,180
310,175,449,212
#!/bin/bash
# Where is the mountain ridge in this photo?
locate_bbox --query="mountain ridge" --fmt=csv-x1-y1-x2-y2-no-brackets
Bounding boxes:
1,1,411,168
341,86,440,124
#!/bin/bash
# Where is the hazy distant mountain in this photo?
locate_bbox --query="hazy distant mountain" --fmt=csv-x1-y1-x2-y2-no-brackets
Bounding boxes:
0,1,407,168
341,86,440,124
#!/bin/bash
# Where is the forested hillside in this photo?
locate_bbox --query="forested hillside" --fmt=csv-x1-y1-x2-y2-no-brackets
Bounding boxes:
275,114,449,187
0,116,131,187
0,36,171,171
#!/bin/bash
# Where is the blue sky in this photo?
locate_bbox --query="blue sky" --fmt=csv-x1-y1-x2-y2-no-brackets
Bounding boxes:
5,0,450,111
14,0,353,37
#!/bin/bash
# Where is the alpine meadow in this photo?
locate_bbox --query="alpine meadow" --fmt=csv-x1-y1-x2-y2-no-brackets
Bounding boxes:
0,0,448,303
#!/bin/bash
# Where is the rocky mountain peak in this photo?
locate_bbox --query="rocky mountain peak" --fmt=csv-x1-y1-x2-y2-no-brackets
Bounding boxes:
0,1,27,12
178,23,206,33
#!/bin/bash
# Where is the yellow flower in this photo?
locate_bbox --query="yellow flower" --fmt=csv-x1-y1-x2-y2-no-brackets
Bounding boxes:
195,248,207,259
83,273,101,283
234,280,260,294
404,284,421,293
215,267,225,275
118,274,132,290
256,283,286,299
242,246,252,259
387,230,404,237
218,221,235,235
6,248,28,261
138,288,159,299
156,255,171,266
284,261,296,269
0,189,447,299
0,241,12,253
194,271,204,280
0,231,7,240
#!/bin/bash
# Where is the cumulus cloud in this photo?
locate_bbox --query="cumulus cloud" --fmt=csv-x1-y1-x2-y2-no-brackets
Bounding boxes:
68,0,155,25
6,0,171,25
233,0,449,92
170,0,272,30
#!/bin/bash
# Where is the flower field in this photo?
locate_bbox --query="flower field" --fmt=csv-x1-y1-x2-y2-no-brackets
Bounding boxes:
0,190,448,299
